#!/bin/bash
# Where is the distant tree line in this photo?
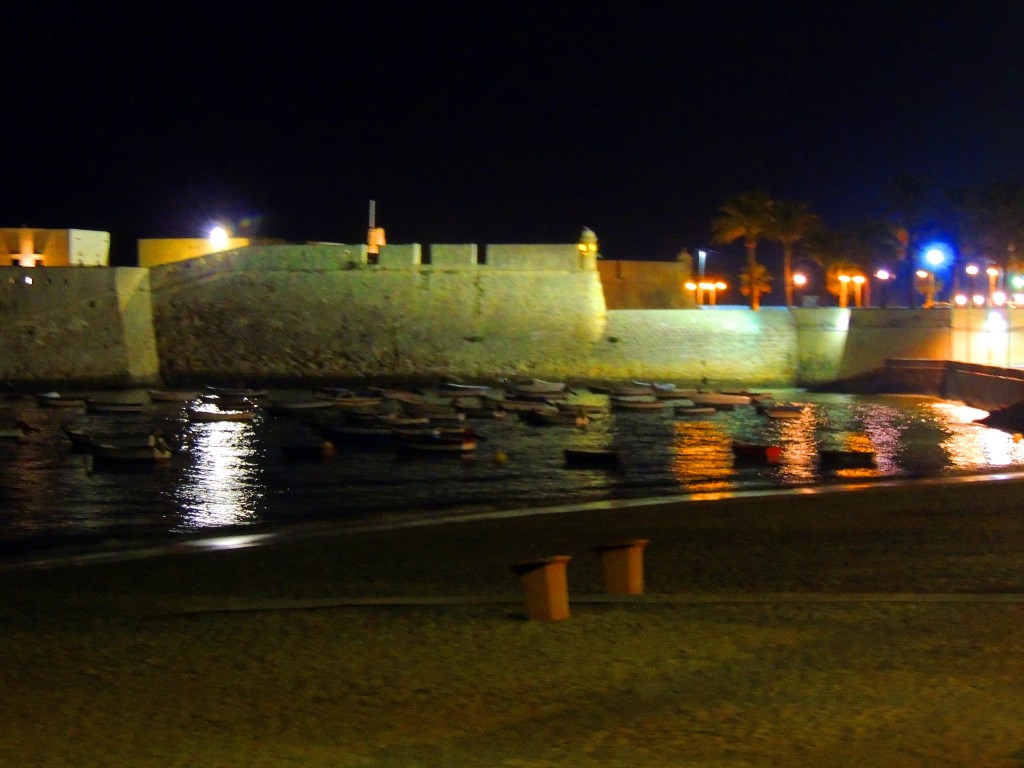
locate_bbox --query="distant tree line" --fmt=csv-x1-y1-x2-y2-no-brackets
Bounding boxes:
709,175,1024,310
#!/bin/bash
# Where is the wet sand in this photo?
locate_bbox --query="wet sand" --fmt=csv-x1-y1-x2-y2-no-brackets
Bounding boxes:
3,476,1024,766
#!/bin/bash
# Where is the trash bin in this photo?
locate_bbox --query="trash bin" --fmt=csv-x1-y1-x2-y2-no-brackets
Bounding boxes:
509,555,572,621
594,539,649,595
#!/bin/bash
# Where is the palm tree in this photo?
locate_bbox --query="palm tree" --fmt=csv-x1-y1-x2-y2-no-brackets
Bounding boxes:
960,179,1024,278
768,200,823,308
711,191,774,310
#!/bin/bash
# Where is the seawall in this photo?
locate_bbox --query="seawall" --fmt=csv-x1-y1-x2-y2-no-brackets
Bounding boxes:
4,251,1024,395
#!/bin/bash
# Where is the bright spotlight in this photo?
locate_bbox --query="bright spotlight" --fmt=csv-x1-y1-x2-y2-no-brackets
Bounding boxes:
208,225,230,250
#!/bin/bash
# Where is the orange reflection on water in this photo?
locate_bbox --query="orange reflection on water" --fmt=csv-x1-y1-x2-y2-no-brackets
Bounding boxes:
769,408,818,481
931,401,1024,469
670,420,733,491
173,420,264,529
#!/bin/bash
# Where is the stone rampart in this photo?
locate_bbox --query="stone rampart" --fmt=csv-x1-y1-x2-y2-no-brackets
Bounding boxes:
150,245,607,383
0,266,159,387
6,249,1022,392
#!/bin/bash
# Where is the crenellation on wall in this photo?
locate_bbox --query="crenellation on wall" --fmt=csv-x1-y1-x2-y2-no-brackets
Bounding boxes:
376,244,422,267
485,244,590,271
429,244,478,267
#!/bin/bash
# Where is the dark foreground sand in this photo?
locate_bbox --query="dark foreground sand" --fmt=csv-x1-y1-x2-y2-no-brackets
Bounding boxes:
4,476,1024,767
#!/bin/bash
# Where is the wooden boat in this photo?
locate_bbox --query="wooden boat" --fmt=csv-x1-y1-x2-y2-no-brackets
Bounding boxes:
504,377,567,395
610,395,665,411
86,399,147,415
563,448,621,469
688,392,753,407
61,423,160,451
608,383,654,397
401,399,461,417
204,385,269,398
186,406,257,422
731,440,783,464
479,395,553,413
395,429,478,454
436,382,492,398
147,388,201,403
264,398,338,414
819,449,876,469
760,403,805,419
674,405,718,417
36,391,87,407
88,438,174,465
518,408,589,427
555,401,608,415
317,424,398,449
0,419,39,441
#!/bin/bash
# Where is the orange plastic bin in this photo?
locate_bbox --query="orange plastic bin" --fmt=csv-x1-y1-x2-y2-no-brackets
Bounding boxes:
509,555,572,621
594,539,649,595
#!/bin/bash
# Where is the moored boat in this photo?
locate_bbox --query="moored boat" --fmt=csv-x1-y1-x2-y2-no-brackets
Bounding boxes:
760,403,805,419
610,395,665,411
731,440,783,464
395,428,478,454
818,449,876,469
61,423,160,451
186,406,257,422
88,438,174,466
36,391,87,408
688,392,753,407
563,448,621,469
0,419,39,441
504,377,567,395
674,405,718,417
147,388,201,403
436,382,492,398
518,408,589,427
86,399,147,415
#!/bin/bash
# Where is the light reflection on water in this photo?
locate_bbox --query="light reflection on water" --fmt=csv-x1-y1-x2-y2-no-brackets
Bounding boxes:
172,419,265,531
1,389,1023,547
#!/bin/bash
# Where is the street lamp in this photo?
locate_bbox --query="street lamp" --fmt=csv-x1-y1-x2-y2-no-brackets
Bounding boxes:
987,266,1001,305
684,280,704,306
577,227,599,258
704,280,726,305
875,269,891,308
916,269,937,308
837,274,851,308
852,274,866,307
698,249,707,278
793,273,807,307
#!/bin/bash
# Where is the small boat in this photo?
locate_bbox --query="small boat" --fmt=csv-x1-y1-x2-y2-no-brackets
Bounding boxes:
36,391,87,408
186,407,257,422
563,448,621,469
395,428,479,454
674,405,718,417
632,381,680,398
436,382,492,398
204,385,270,398
688,392,753,407
480,395,553,413
819,449,876,469
147,388,201,403
610,395,665,411
731,441,783,464
401,399,461,417
760,403,805,419
518,408,589,427
264,398,338,415
86,399,147,415
0,419,39,441
318,424,398,449
61,423,160,451
88,438,174,465
607,384,654,397
555,401,608,415
504,377,567,395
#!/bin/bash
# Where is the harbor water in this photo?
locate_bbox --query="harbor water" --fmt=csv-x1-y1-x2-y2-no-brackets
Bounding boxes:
0,387,1021,556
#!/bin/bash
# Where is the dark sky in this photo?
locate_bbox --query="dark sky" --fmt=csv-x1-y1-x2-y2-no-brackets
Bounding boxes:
5,2,1024,267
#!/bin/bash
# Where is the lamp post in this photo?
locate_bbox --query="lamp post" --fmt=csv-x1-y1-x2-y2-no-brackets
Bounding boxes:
577,227,599,260
852,274,866,307
793,273,807,307
705,280,726,305
838,274,850,308
987,266,1000,306
916,269,937,308
684,281,704,306
698,249,707,279
875,269,891,308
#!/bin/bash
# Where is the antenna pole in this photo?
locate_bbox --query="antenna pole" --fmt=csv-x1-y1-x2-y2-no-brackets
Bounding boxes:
369,199,376,229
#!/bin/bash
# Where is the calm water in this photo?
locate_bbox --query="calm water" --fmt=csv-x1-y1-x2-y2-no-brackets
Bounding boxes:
0,388,1019,554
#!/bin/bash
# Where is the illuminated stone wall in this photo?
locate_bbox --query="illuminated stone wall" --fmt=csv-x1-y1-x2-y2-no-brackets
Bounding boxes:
149,245,608,383
0,266,159,386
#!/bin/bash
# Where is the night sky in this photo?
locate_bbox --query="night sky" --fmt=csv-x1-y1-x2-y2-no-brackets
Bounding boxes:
5,3,1024,270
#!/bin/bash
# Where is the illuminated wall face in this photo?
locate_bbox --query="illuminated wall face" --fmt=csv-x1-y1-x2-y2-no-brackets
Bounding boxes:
0,228,98,267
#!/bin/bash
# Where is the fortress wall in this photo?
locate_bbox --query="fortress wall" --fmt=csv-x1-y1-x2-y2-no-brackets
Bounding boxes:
792,308,953,385
584,308,797,385
151,247,608,383
0,250,1004,391
0,266,159,387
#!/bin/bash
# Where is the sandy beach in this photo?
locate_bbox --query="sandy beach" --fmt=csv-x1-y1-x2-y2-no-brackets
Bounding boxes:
3,475,1024,766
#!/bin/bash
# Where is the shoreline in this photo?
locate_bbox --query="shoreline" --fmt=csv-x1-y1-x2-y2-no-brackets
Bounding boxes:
4,472,1024,765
